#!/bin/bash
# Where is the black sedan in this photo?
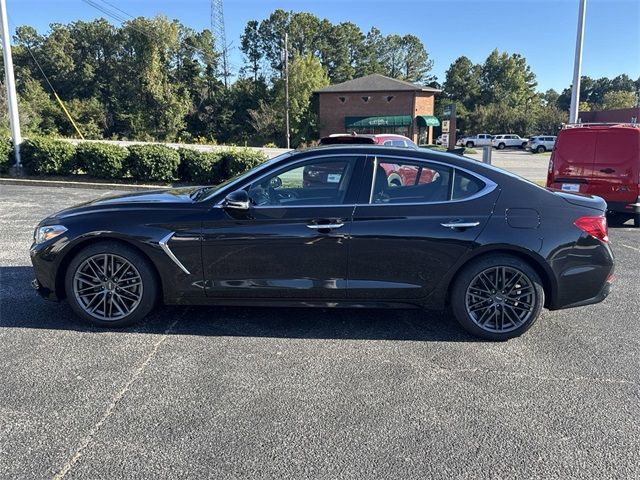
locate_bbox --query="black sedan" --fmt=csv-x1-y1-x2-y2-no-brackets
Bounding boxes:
30,145,614,340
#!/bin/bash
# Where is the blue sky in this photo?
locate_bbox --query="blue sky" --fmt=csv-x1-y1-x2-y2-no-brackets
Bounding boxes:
6,0,640,92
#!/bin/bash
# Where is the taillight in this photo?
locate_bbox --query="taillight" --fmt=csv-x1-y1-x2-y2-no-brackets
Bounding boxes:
574,215,609,243
546,156,554,187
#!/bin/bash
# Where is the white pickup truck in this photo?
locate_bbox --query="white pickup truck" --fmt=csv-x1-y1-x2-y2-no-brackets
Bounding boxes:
457,133,493,148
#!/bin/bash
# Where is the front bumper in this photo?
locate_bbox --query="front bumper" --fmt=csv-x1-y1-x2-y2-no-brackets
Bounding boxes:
31,277,59,301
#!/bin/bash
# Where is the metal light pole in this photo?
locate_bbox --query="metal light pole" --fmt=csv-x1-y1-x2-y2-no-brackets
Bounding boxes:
0,0,22,167
283,33,290,149
569,0,587,124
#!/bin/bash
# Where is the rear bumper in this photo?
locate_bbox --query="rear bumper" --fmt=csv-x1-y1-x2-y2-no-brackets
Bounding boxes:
607,198,640,215
555,276,612,309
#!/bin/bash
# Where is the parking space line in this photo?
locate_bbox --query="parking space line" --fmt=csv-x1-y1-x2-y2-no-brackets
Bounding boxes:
619,243,640,253
52,319,179,480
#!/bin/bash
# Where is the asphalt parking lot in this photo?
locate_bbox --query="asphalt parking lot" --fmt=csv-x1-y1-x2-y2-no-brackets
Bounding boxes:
465,148,549,182
1,183,639,479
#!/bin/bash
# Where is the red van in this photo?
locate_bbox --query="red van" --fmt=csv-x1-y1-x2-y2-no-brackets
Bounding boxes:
546,123,640,227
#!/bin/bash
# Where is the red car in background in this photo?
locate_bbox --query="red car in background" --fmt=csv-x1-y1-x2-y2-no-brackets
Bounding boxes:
306,133,436,188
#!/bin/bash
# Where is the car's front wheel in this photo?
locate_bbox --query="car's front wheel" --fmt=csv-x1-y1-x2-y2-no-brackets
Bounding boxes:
65,241,158,327
466,141,474,148
450,255,544,340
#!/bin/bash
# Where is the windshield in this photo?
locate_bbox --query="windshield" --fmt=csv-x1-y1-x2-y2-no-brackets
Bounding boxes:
197,151,294,202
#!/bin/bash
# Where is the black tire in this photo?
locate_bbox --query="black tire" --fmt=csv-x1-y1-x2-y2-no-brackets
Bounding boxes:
450,254,544,341
536,145,546,153
64,241,158,327
521,142,527,149
466,141,474,148
497,143,506,150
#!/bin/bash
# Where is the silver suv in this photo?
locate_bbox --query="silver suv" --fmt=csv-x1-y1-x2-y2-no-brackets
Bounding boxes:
492,134,528,149
527,135,557,153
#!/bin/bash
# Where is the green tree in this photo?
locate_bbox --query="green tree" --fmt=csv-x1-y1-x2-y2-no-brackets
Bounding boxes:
274,53,329,146
480,49,537,108
442,56,481,111
240,20,262,82
598,90,637,110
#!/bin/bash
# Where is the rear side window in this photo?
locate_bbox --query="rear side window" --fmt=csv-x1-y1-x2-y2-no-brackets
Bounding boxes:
367,158,487,204
370,159,451,204
452,170,485,200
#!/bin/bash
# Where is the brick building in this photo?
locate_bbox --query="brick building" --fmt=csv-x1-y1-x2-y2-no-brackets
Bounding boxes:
578,107,639,124
315,74,441,145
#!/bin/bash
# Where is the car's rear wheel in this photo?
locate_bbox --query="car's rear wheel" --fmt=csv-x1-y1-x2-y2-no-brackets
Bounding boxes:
536,145,546,153
65,241,158,327
497,143,506,150
451,255,544,340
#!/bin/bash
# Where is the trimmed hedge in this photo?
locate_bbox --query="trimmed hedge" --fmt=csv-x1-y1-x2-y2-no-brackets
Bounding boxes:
177,148,223,184
75,142,128,178
21,138,77,175
220,148,267,178
0,137,12,174
7,138,268,184
125,144,180,182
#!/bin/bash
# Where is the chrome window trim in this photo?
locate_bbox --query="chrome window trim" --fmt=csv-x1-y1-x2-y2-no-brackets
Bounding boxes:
213,151,498,209
158,232,191,275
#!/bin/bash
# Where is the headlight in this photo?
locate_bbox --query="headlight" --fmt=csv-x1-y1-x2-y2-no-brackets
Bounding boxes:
35,225,68,244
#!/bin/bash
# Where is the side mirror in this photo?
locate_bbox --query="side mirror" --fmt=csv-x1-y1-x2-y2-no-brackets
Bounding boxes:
223,190,250,210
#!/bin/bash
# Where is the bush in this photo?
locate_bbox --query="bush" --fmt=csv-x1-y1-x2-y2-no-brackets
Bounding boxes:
125,144,180,182
177,148,223,184
220,148,267,178
21,138,77,175
0,138,12,174
75,142,128,178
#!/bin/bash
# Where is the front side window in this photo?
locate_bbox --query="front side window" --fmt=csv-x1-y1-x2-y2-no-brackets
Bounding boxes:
246,158,355,207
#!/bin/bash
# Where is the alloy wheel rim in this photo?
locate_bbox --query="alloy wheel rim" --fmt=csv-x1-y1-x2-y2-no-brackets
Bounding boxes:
465,266,535,333
73,253,143,321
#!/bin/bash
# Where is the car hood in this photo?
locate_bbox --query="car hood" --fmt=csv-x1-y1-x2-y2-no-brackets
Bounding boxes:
49,186,202,220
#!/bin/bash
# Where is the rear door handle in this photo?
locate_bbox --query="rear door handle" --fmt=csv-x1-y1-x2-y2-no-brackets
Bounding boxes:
307,223,344,230
600,168,615,174
440,221,480,229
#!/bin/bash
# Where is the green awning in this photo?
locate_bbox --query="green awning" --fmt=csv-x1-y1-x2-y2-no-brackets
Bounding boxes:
345,115,413,128
416,115,440,127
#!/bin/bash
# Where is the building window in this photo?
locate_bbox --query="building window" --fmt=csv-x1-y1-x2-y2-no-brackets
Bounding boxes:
361,96,371,103
386,95,394,103
337,96,346,103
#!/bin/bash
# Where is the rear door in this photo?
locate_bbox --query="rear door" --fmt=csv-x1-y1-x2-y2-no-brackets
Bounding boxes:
588,128,640,203
347,155,500,301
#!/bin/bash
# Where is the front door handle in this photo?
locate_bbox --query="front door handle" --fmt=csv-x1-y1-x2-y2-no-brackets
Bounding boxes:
440,221,480,229
307,223,344,230
600,168,615,174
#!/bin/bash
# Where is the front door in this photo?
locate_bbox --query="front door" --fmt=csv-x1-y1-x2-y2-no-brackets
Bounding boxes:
201,155,363,299
348,155,499,300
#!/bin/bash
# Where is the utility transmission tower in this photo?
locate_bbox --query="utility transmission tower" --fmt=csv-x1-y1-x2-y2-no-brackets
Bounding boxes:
211,0,231,88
